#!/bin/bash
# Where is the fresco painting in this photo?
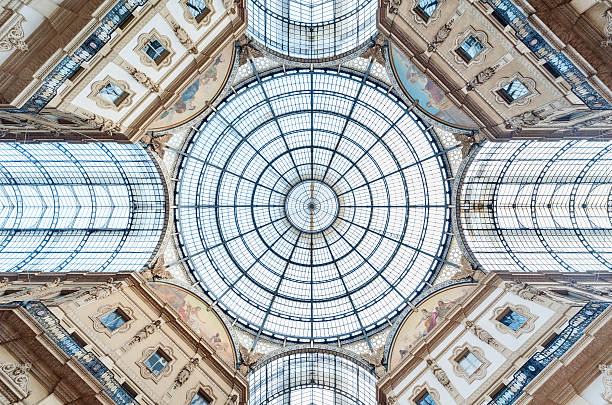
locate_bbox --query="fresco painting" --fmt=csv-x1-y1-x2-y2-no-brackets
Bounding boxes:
149,282,235,366
388,284,475,369
148,44,234,130
390,44,477,128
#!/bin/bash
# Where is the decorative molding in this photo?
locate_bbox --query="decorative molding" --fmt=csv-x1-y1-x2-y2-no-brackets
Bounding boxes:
452,27,490,67
504,281,556,307
238,344,263,376
383,0,401,14
87,75,135,111
600,364,612,404
361,346,386,378
73,278,126,306
137,344,175,382
361,35,386,66
0,362,30,397
0,16,27,52
492,73,538,107
237,35,264,66
141,255,172,279
603,8,612,47
492,303,537,337
452,133,485,160
410,382,441,405
119,319,162,352
450,343,490,383
135,28,175,70
464,319,511,358
122,63,159,92
180,0,214,28
90,303,135,337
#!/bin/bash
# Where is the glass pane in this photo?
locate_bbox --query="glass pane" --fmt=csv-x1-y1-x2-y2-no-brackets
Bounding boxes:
145,351,169,376
458,351,482,376
417,0,438,17
100,310,126,331
500,310,527,331
99,82,125,103
187,0,207,18
459,35,483,60
144,38,166,62
501,80,530,101
190,393,210,405
416,392,436,405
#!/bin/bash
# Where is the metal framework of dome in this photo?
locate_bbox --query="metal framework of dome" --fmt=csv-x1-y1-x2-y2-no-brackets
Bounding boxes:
175,68,452,343
246,0,377,61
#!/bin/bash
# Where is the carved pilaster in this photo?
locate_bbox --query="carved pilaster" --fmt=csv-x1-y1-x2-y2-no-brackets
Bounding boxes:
426,359,462,402
464,320,512,357
119,319,162,353
167,17,197,54
602,8,612,48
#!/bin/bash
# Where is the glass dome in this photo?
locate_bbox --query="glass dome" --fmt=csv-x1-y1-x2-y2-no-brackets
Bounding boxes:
175,69,451,342
247,0,377,61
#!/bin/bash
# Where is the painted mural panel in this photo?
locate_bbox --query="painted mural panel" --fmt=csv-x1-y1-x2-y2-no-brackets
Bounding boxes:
148,44,234,130
390,44,477,129
149,281,236,367
388,284,475,370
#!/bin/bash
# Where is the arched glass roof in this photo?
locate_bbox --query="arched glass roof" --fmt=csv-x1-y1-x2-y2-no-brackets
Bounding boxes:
249,349,377,405
247,0,377,61
176,68,451,342
0,142,166,272
457,140,612,272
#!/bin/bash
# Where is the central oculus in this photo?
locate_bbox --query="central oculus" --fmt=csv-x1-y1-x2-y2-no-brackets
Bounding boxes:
285,180,339,233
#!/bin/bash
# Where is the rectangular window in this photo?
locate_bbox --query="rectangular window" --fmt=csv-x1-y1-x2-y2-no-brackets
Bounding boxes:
491,9,509,27
499,309,527,331
145,350,170,376
416,392,436,405
121,382,137,399
456,35,484,62
99,82,128,106
143,38,169,64
414,0,438,21
497,80,530,104
100,309,128,331
458,351,483,376
187,0,209,22
190,392,211,405
70,331,88,348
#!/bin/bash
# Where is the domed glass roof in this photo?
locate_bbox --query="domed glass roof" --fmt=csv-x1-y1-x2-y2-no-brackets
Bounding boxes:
176,69,452,343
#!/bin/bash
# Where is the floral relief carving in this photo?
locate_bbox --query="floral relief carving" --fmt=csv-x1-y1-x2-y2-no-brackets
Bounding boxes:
135,29,175,70
599,364,612,403
120,319,162,352
450,343,490,383
361,346,386,378
168,17,197,54
0,17,27,52
88,75,135,111
0,362,31,393
90,303,134,337
464,320,511,357
75,278,125,304
123,64,159,92
492,304,537,337
452,27,490,67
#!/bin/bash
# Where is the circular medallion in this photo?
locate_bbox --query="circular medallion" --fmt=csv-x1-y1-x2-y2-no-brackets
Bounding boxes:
285,180,339,233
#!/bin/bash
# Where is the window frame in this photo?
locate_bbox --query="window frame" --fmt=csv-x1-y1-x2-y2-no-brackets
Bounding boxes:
181,0,214,28
90,304,134,337
138,344,175,381
450,343,490,383
88,75,134,111
135,29,174,70
410,383,440,405
493,74,537,106
492,304,537,337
